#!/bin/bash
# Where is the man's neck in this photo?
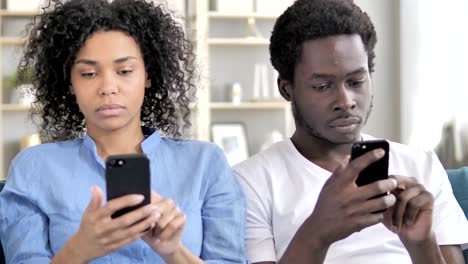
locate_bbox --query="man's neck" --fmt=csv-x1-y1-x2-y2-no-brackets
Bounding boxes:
88,124,146,162
290,130,360,172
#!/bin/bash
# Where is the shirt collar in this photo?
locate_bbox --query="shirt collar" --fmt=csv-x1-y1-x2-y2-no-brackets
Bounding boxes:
141,127,162,154
81,127,162,168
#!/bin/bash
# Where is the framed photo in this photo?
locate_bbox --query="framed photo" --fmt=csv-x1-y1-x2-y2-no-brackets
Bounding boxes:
211,123,249,166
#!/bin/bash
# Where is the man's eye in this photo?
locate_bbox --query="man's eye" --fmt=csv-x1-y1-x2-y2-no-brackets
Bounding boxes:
312,84,330,91
348,79,365,88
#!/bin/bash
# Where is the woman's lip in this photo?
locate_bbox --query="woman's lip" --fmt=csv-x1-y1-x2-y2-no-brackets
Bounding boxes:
96,104,125,117
96,104,125,112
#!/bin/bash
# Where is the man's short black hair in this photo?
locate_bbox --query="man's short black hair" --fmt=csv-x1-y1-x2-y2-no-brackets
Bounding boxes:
270,0,377,81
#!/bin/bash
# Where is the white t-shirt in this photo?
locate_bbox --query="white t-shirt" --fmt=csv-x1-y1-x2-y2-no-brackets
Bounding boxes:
233,135,468,264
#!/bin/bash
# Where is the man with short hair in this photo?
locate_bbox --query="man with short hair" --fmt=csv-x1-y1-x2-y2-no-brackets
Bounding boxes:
233,0,468,263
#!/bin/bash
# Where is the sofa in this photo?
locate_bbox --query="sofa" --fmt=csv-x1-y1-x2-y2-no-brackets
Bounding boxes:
0,168,467,263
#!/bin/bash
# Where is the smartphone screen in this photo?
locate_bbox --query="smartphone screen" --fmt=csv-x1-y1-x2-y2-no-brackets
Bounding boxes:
351,140,389,212
105,154,151,219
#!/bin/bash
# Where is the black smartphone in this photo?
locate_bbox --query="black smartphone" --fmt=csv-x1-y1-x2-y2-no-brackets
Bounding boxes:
351,139,389,200
105,154,151,219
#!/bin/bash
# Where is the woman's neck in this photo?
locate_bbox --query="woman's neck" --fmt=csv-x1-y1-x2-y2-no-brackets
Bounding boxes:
88,125,146,162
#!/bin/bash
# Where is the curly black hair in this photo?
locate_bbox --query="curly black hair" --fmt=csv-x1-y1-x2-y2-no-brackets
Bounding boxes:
18,0,196,142
270,0,377,81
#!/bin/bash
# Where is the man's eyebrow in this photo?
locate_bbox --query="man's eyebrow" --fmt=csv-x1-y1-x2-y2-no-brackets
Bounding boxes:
308,73,335,80
345,67,367,77
307,67,368,80
74,56,138,65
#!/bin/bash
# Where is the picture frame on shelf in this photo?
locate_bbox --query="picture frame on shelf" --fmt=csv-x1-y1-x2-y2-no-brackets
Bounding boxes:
211,123,249,166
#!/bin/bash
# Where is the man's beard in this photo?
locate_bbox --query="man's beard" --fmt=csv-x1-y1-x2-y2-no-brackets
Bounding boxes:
290,96,373,144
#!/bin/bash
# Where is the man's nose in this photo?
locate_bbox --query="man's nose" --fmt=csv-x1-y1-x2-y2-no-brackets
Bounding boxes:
333,85,356,111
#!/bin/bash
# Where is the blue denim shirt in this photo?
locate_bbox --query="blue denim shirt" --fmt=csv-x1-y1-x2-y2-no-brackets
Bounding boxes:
0,129,248,263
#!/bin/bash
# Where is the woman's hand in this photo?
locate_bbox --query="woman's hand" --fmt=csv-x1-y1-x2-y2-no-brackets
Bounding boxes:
63,186,161,262
143,191,187,260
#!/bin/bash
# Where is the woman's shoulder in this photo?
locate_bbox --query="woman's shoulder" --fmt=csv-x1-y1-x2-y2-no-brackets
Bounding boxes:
162,137,221,152
159,137,227,164
12,139,82,165
6,139,83,187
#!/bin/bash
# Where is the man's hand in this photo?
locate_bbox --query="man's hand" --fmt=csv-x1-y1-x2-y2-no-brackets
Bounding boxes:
57,186,160,263
305,149,397,246
382,176,434,243
381,176,446,264
280,149,397,263
143,191,187,261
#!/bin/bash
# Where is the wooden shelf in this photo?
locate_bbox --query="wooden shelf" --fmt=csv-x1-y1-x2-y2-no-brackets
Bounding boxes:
208,37,269,46
0,10,39,17
208,12,278,19
0,104,30,111
0,37,25,45
210,101,287,110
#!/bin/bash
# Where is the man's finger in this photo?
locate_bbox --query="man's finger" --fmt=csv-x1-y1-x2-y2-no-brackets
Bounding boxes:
346,149,386,183
357,178,397,201
403,191,433,226
389,175,418,190
350,193,396,215
392,185,422,229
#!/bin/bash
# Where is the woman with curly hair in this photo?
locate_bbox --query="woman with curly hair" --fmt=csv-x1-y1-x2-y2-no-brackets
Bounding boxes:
0,0,248,263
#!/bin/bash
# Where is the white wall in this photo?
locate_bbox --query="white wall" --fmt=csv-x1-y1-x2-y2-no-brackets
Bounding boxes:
355,0,401,142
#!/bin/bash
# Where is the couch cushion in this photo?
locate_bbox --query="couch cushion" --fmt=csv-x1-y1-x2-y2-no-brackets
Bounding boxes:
447,167,468,218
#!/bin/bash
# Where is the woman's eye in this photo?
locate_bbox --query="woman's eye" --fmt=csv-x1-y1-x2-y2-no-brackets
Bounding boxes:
119,69,133,76
81,72,96,78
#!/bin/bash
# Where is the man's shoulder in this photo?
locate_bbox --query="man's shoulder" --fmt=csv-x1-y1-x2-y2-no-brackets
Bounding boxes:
363,135,442,182
386,139,435,165
234,140,291,175
363,134,432,159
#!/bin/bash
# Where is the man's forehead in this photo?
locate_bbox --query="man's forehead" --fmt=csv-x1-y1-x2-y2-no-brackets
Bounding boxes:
301,35,366,59
297,35,369,75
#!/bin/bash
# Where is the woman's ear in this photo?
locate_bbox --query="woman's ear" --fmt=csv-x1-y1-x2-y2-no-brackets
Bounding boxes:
278,78,293,101
145,79,152,88
69,85,75,95
144,71,151,88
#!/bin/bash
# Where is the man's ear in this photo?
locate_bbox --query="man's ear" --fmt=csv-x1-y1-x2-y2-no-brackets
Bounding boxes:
278,78,293,101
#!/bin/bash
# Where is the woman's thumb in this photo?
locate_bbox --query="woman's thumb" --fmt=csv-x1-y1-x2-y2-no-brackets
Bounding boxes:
86,185,103,211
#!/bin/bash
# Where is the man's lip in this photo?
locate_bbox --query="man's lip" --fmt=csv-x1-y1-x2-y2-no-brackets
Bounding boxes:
96,104,125,112
329,116,361,127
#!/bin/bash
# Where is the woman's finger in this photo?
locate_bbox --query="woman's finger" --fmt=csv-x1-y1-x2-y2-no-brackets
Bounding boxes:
156,213,186,241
